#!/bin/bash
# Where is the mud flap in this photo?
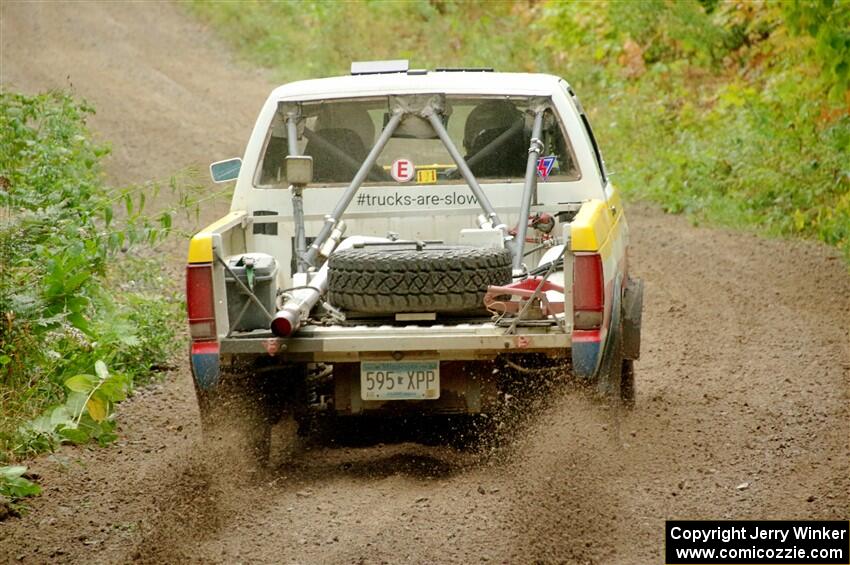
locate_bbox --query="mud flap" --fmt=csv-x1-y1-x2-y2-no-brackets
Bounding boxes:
190,341,221,390
571,335,602,380
621,277,644,360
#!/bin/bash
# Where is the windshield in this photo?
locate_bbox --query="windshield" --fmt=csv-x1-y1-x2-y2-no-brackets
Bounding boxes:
255,96,580,188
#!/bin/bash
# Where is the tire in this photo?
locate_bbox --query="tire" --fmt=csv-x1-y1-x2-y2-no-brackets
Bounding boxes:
195,374,270,469
620,358,635,408
596,288,635,409
194,364,296,469
327,245,512,314
596,320,636,409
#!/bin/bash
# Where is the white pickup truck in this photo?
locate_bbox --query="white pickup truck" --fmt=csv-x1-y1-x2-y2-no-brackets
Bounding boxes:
186,61,643,463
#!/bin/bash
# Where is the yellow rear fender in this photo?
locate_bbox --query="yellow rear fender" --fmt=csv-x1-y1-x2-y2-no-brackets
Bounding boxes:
570,199,611,254
569,192,627,261
187,211,248,264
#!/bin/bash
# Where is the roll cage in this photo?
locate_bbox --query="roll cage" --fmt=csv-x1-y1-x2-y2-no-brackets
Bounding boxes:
280,94,554,274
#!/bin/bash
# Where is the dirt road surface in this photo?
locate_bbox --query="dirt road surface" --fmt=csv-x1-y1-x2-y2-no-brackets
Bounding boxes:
1,2,848,564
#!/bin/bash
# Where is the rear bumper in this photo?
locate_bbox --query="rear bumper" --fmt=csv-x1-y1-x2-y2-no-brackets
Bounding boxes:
219,322,572,362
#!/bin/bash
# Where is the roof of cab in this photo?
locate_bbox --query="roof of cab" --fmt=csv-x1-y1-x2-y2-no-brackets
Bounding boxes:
269,71,565,102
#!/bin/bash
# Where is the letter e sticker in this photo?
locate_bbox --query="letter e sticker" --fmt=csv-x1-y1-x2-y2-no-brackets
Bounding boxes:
391,158,415,182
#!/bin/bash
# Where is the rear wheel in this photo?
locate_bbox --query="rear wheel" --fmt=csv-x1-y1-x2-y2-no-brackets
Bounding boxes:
194,363,304,469
597,317,636,409
620,358,635,408
195,368,272,469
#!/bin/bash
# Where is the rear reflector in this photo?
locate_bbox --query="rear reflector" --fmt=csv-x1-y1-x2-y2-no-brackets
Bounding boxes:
186,263,217,340
573,253,604,329
191,340,219,355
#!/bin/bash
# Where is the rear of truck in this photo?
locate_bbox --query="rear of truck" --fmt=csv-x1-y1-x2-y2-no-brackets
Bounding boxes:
186,67,642,461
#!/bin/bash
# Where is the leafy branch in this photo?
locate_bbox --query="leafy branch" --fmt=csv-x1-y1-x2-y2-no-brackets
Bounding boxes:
0,465,41,519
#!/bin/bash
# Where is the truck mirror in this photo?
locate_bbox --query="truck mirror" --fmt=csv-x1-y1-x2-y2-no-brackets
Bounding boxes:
285,155,313,185
209,157,242,183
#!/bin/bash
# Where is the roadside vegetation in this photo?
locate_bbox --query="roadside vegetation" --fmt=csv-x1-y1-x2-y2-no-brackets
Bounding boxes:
0,92,197,511
189,0,849,259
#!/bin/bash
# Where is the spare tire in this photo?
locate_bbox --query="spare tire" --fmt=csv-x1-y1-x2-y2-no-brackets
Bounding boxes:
327,245,512,314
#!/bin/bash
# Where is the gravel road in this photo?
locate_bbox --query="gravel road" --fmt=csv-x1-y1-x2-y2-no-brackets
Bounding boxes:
1,2,847,564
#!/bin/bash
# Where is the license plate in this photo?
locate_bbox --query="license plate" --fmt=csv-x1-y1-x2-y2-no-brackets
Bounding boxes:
360,360,440,401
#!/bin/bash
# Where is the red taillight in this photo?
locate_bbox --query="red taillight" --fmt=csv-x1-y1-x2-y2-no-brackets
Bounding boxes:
186,263,216,339
573,253,604,329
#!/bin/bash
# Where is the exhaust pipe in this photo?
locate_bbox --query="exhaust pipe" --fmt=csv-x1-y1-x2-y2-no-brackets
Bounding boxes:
270,269,328,337
270,236,387,337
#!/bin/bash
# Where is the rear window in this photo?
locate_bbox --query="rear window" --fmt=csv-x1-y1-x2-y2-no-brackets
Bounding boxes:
255,95,580,188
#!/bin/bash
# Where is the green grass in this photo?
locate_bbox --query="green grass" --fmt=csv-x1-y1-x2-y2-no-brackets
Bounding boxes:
187,0,542,81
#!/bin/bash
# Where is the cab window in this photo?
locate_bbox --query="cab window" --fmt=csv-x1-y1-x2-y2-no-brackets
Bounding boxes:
255,96,580,187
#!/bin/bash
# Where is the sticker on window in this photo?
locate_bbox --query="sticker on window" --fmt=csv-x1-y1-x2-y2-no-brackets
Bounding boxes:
391,158,415,182
536,156,557,180
416,169,437,184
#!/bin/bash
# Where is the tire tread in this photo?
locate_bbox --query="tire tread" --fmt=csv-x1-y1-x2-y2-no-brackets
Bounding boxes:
327,246,512,313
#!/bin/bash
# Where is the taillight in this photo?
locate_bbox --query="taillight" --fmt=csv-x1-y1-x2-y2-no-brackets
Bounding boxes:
186,263,216,339
573,253,603,329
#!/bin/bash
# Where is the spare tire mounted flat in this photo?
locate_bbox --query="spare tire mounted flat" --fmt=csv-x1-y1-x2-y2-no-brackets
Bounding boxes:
327,246,512,314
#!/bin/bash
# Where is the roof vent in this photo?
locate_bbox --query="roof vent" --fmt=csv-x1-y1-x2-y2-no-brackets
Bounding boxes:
351,59,410,75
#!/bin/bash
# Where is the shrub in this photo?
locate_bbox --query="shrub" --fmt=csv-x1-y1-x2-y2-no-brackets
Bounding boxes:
0,91,186,460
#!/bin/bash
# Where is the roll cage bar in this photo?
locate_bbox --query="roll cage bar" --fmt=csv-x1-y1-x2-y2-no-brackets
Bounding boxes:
284,94,549,273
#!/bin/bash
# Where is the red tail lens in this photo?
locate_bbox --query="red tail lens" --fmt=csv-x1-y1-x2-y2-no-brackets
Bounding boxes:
573,253,604,329
186,264,217,339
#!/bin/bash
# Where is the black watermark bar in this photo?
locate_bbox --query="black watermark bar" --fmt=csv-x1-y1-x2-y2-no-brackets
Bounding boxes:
666,521,849,564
